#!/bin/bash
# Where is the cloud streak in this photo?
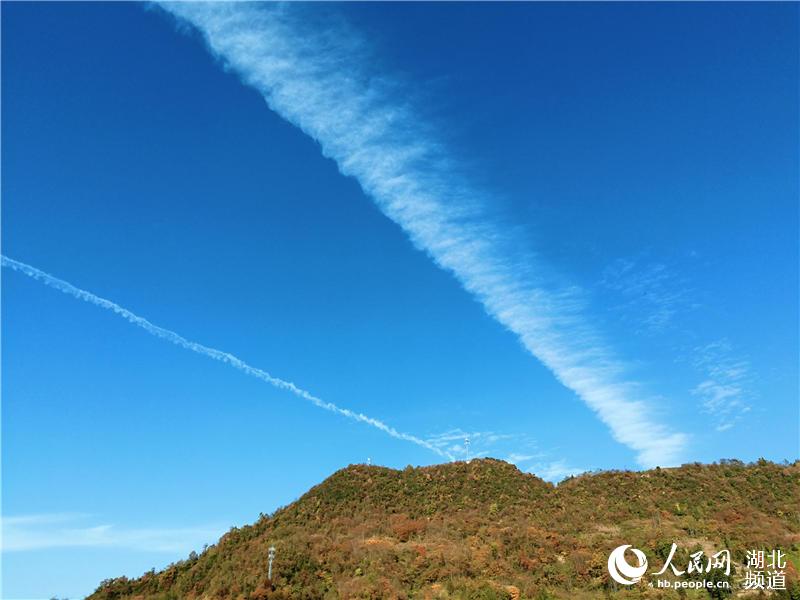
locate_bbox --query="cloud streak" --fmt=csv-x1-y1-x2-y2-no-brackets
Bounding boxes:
1,255,452,459
527,460,588,483
159,2,687,467
691,339,753,432
600,258,697,333
425,429,537,462
2,513,224,553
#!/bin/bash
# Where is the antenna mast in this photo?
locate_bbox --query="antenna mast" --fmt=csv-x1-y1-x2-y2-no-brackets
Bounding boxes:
268,546,276,581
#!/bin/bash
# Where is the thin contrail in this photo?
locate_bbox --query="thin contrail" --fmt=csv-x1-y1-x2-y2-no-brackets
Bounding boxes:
1,255,452,460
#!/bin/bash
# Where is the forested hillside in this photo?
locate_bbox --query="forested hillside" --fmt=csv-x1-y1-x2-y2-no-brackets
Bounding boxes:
89,459,800,600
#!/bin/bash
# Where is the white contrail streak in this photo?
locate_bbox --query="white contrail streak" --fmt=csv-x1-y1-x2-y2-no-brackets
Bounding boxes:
1,255,452,460
159,2,688,467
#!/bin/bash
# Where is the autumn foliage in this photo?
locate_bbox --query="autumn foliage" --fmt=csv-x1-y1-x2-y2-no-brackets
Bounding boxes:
88,459,800,600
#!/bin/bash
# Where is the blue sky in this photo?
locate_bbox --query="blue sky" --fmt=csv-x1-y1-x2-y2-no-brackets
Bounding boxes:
2,2,797,598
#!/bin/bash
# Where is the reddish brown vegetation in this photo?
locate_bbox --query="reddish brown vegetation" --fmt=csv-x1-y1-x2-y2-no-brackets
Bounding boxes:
88,459,800,599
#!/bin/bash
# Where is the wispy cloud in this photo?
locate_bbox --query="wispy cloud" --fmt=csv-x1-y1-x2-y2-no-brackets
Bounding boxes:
691,340,753,432
158,2,688,467
1,256,452,460
601,258,697,333
602,260,754,432
527,460,587,482
2,513,224,553
505,453,542,465
425,429,538,462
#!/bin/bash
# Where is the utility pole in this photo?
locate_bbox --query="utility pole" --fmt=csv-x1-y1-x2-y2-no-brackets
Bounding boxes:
268,546,276,581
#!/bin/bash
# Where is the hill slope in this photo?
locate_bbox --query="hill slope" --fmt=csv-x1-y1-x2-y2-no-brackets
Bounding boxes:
89,459,800,599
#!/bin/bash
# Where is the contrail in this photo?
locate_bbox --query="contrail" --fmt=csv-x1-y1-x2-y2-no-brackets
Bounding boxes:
1,255,452,460
158,2,688,467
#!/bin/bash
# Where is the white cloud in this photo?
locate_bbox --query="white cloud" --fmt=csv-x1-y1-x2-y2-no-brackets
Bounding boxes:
158,2,688,467
691,340,753,431
528,460,587,482
2,513,224,553
601,258,697,332
425,429,530,461
505,453,536,464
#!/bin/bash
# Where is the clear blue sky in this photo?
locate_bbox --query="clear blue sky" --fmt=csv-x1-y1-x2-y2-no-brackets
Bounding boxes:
2,2,797,598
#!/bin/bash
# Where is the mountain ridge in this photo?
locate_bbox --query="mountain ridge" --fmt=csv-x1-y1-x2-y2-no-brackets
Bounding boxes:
89,458,800,599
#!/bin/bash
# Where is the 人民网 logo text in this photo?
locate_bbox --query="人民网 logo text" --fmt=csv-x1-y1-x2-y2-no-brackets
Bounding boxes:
606,543,788,591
